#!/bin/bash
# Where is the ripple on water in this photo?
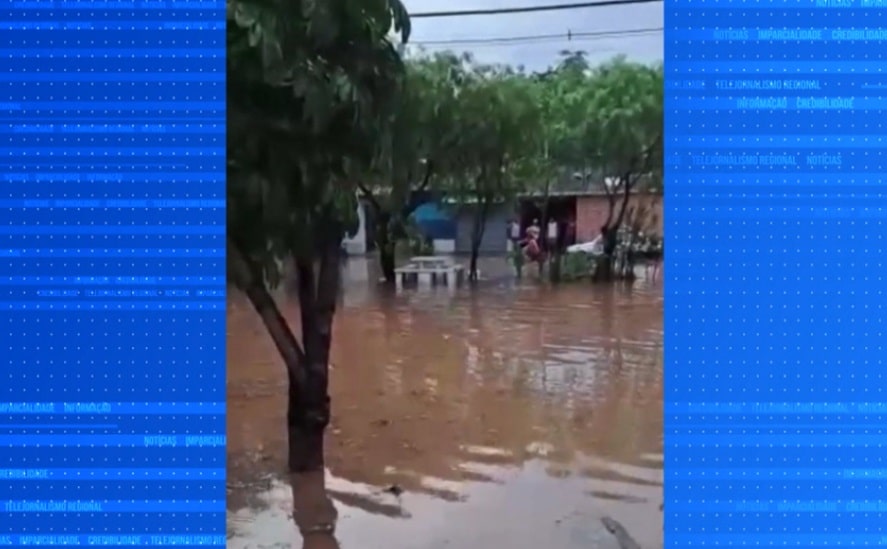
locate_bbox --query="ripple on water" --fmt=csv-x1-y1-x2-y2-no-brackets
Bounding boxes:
228,262,662,549
227,465,636,549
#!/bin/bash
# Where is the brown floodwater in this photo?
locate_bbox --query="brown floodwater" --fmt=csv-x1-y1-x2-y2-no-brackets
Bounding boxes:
226,257,663,549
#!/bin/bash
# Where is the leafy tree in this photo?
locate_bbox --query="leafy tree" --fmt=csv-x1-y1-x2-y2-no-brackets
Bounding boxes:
525,57,585,280
544,57,663,280
359,54,461,282
590,59,662,247
555,49,591,74
226,0,410,471
444,62,544,279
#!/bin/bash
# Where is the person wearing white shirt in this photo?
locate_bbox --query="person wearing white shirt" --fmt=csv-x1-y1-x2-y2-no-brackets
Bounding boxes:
506,219,521,252
547,219,558,247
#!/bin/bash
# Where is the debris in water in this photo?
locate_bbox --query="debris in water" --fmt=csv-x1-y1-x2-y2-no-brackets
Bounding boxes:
601,516,642,549
383,484,404,497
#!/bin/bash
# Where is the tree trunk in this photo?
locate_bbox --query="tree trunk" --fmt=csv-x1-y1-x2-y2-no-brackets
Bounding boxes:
228,242,318,470
468,199,489,281
592,254,615,282
290,234,341,472
360,194,395,284
469,251,479,280
291,471,340,548
375,214,396,284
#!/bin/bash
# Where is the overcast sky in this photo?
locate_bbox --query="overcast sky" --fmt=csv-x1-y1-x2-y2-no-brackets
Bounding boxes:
403,0,663,71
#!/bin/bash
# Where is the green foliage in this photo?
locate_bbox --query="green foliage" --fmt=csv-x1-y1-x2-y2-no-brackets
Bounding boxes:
548,56,664,181
402,217,434,256
360,52,467,277
429,53,663,208
227,0,410,286
227,1,663,284
441,59,546,207
586,58,663,178
561,252,595,281
369,54,464,198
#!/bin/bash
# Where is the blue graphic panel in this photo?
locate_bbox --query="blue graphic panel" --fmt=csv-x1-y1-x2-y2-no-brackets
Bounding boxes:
665,1,886,546
1,3,226,546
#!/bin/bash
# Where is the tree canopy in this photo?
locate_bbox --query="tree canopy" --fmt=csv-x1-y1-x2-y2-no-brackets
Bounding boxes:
227,0,411,284
384,52,663,223
383,52,664,276
226,0,413,472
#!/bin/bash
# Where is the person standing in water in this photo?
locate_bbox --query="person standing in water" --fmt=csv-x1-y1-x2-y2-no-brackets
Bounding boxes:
546,218,559,252
523,224,542,263
506,218,521,253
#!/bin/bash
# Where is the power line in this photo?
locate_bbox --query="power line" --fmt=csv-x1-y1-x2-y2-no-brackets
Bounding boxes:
413,27,663,47
410,0,662,19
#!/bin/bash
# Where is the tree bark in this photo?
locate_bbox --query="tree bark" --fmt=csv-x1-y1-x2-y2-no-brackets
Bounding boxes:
359,165,434,286
468,198,489,281
379,249,396,283
290,229,341,472
291,471,340,549
592,254,615,282
228,241,305,377
375,217,397,284
469,252,479,281
227,241,319,470
357,188,397,284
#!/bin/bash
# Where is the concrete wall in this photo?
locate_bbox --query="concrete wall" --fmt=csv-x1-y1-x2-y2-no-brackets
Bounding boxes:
575,194,663,242
455,202,511,254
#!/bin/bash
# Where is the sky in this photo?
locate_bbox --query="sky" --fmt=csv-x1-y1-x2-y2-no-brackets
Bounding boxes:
403,0,664,72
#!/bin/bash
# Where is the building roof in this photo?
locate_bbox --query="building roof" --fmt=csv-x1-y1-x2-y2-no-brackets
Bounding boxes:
517,171,661,198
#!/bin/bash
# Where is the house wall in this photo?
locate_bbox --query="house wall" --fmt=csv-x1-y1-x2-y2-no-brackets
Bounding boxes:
575,194,663,242
455,202,511,254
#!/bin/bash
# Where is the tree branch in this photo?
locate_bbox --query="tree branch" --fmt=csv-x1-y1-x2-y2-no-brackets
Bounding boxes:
607,132,663,230
357,182,382,213
602,177,616,228
613,170,634,230
415,159,435,193
227,238,306,384
313,222,342,360
401,160,435,218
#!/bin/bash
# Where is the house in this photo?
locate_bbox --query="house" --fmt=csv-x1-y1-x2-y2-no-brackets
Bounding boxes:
452,199,513,255
517,173,663,245
340,175,663,256
413,175,663,256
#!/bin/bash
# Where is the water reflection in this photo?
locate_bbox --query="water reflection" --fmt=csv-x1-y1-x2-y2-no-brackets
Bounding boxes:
228,256,662,549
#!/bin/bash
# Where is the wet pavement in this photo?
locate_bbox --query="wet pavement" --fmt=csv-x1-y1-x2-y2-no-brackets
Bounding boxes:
227,256,663,549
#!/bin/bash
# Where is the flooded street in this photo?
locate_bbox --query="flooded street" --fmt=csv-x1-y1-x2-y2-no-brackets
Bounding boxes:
227,257,663,549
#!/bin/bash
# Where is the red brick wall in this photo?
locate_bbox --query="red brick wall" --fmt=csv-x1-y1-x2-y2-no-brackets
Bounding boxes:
575,194,663,242
575,196,610,242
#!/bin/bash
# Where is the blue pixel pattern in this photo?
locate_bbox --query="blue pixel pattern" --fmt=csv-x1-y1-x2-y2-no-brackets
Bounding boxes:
1,2,226,546
666,0,887,546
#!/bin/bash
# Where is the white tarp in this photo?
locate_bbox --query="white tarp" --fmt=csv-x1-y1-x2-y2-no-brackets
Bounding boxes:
566,234,604,255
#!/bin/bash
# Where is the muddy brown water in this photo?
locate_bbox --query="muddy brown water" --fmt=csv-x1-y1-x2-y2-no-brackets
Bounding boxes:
227,257,663,549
